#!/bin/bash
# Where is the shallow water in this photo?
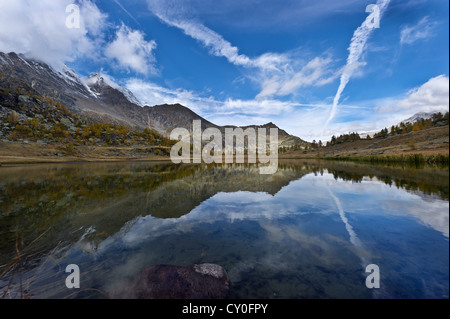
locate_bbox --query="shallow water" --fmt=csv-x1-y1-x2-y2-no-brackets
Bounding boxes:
0,160,448,299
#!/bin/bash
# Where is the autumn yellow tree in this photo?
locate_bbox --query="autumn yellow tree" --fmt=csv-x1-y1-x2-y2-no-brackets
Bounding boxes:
7,111,19,124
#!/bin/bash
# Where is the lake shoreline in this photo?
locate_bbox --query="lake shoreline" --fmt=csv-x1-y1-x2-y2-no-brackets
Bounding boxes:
0,140,172,165
1,146,448,167
1,126,448,166
280,153,450,166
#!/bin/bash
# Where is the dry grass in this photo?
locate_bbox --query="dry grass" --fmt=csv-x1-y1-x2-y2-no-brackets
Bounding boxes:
0,228,54,299
0,228,110,299
281,126,449,160
0,141,172,164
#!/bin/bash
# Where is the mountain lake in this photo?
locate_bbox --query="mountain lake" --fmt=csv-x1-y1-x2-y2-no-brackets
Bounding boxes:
0,159,448,299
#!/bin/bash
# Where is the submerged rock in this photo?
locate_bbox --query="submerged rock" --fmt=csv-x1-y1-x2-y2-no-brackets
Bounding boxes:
115,264,233,299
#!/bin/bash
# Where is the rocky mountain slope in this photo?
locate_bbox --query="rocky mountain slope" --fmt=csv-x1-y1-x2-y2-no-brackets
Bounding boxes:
0,52,309,149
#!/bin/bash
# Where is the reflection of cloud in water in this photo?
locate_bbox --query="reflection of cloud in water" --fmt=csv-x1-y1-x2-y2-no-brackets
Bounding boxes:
74,171,448,298
95,178,333,250
96,191,296,251
258,222,357,267
92,172,449,255
327,188,363,248
380,200,449,238
323,175,449,239
325,186,370,273
82,171,447,293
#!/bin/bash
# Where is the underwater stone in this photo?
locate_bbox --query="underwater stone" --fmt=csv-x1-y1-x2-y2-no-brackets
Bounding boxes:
114,264,233,299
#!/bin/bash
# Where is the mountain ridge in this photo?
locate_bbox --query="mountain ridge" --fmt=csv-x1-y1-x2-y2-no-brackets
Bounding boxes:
0,51,308,149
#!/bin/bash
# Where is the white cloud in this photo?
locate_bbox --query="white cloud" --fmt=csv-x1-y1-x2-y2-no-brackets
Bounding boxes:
400,16,438,45
146,0,365,32
0,0,107,70
125,78,218,114
80,0,109,37
105,24,158,75
373,75,449,116
396,75,449,113
258,56,339,98
170,19,253,67
148,0,246,65
147,0,338,99
126,78,298,117
126,77,342,141
126,75,385,142
0,0,156,75
148,7,281,71
221,98,296,115
322,76,449,139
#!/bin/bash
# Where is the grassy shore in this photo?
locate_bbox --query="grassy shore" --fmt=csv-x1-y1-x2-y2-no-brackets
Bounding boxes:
0,140,173,165
322,153,449,166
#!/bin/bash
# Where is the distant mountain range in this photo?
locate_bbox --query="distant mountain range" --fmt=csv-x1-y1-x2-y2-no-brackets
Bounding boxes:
0,52,308,149
358,112,446,139
400,112,436,125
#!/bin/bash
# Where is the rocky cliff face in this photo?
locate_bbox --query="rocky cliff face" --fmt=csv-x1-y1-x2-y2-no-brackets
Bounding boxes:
0,52,93,109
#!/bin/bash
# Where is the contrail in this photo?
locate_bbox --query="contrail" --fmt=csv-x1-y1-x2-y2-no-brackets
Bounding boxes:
326,186,370,268
327,187,362,248
324,0,391,129
113,0,141,26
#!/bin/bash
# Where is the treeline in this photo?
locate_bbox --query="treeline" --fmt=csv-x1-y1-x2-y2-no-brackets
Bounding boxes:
326,132,361,147
323,112,449,146
373,112,449,139
279,132,362,152
279,144,309,153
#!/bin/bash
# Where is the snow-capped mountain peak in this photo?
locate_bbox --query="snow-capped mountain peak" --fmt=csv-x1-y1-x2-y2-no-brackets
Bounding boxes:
85,73,105,87
85,73,144,106
400,112,435,125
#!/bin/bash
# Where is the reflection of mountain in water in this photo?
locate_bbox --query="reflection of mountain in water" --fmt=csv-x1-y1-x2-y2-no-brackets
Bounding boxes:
0,162,311,263
0,160,448,264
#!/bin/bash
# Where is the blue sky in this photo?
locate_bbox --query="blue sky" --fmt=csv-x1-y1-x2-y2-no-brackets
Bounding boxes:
0,0,448,141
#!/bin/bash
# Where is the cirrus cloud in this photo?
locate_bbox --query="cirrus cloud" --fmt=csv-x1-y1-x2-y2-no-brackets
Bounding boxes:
147,0,339,99
400,16,439,45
